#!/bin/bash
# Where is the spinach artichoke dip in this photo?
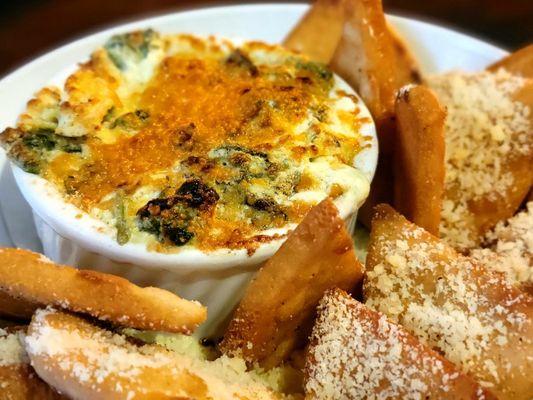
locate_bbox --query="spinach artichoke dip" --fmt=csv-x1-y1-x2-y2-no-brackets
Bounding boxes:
0,30,370,254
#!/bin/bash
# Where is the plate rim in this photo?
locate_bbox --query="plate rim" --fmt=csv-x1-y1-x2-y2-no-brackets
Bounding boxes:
0,3,507,87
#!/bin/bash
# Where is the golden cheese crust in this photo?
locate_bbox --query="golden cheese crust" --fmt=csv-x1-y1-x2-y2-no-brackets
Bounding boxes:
0,31,370,253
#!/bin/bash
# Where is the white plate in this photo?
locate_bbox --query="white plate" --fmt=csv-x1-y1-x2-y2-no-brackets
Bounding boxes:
0,3,507,275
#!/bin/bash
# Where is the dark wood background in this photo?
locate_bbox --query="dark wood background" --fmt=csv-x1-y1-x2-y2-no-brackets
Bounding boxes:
1,0,531,76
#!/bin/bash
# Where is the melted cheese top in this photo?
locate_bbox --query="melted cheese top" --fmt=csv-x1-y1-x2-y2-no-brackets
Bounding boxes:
2,32,370,253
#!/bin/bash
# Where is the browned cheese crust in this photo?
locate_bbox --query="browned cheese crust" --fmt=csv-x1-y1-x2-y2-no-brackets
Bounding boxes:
364,204,533,400
0,247,206,333
305,288,497,400
220,198,364,368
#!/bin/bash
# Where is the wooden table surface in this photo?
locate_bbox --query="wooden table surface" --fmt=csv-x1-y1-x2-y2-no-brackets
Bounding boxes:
0,0,531,76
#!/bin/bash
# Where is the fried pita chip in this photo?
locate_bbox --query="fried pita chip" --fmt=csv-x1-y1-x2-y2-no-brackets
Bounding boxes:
330,0,397,121
426,70,533,250
393,84,446,235
283,0,345,63
25,309,297,400
329,0,401,226
365,204,533,400
0,327,64,399
284,0,422,87
0,290,36,321
388,23,422,86
0,247,206,333
489,44,533,78
220,198,364,368
470,201,533,295
305,288,497,400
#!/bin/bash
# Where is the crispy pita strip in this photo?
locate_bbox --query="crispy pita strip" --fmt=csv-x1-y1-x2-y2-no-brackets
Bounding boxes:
25,309,292,400
465,79,533,237
283,0,345,63
305,288,496,400
283,0,422,86
220,198,364,368
0,327,64,399
393,84,446,235
0,290,36,321
427,71,533,250
330,0,397,122
365,204,533,400
330,0,401,226
0,248,206,333
388,23,422,85
470,201,533,295
489,44,533,78
0,364,65,400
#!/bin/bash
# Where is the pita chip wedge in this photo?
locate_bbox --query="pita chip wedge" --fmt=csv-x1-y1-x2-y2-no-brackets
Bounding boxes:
365,204,533,400
470,201,533,295
305,288,497,400
393,84,446,235
220,198,364,369
283,0,345,63
25,308,299,400
0,247,206,333
0,326,65,399
489,44,533,78
426,70,533,250
0,290,36,322
284,0,422,88
329,0,401,226
387,23,422,86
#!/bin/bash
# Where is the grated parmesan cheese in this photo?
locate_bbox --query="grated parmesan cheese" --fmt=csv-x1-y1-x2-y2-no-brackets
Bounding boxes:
365,206,533,399
426,69,531,250
25,308,298,399
305,289,492,400
470,201,533,292
0,328,28,366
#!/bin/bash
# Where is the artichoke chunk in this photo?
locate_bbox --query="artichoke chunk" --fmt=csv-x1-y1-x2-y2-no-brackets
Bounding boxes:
114,192,131,245
0,127,84,174
111,109,150,132
295,60,334,91
225,49,258,77
209,145,272,182
105,29,158,71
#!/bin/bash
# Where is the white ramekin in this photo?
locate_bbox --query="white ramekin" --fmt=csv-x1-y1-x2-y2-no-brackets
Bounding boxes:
10,48,377,338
